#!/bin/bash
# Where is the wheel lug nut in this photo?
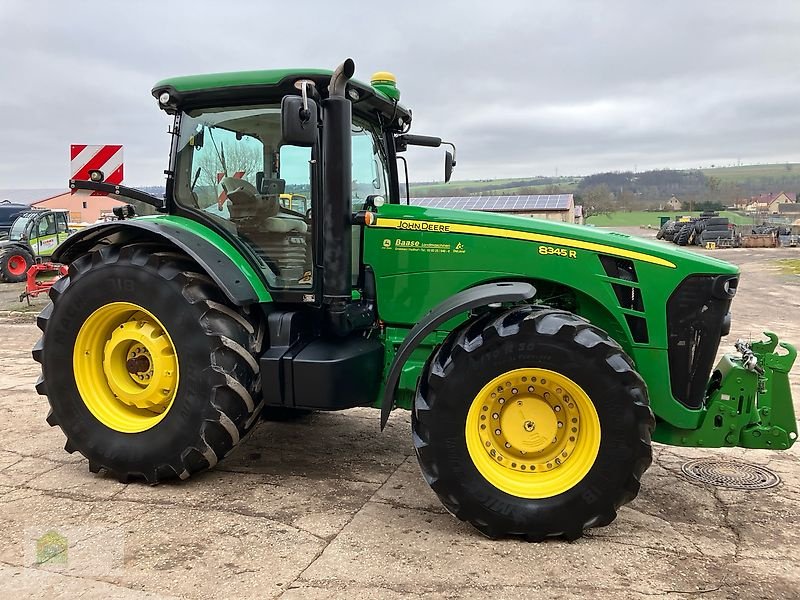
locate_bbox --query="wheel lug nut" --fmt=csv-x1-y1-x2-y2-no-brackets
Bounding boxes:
505,442,511,448
499,398,505,404
511,388,518,395
492,413,499,419
558,422,563,428
554,406,561,412
495,429,502,435
528,386,534,392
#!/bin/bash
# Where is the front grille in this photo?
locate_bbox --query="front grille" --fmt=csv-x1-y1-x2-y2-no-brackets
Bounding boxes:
666,275,737,409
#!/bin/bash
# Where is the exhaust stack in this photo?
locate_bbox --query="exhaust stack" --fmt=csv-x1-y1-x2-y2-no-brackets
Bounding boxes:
322,59,355,334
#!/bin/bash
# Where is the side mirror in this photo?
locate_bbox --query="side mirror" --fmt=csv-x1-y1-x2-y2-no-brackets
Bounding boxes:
445,150,456,183
281,95,318,147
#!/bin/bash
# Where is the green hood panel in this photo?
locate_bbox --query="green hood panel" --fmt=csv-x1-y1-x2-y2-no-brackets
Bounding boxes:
371,204,738,276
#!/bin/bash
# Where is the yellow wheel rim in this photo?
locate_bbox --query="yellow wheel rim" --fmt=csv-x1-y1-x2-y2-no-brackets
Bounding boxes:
73,302,179,433
465,368,601,498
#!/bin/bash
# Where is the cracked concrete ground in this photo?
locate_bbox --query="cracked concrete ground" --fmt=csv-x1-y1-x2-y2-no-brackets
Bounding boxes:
0,243,798,599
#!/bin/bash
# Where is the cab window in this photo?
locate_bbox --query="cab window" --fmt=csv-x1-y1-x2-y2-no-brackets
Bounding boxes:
351,121,388,210
37,214,56,237
351,121,389,283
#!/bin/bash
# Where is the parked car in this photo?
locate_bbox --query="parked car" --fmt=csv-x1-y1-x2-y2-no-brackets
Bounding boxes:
0,200,29,238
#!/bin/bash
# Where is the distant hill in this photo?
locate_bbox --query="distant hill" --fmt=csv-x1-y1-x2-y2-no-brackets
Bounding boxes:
409,163,800,206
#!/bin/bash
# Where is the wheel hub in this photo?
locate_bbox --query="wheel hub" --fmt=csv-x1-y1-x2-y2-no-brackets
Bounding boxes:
465,367,601,499
477,373,581,473
7,254,27,276
73,302,180,433
102,314,177,411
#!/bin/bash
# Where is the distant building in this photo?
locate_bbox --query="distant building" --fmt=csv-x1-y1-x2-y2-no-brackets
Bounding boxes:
664,195,682,211
31,191,127,223
778,202,800,215
741,191,796,214
412,194,583,225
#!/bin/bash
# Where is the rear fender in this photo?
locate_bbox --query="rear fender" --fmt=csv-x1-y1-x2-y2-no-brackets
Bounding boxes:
53,219,271,306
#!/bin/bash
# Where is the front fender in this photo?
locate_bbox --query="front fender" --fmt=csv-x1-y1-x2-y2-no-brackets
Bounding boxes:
53,216,271,306
380,281,535,428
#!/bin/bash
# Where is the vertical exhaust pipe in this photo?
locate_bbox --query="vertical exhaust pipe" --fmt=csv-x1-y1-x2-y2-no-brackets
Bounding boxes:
322,59,355,334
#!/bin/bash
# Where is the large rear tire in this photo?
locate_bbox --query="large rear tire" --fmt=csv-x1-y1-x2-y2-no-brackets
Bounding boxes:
33,244,265,482
412,307,653,540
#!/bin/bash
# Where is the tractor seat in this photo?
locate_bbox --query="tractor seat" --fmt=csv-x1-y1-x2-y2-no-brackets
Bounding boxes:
221,177,307,233
264,215,307,233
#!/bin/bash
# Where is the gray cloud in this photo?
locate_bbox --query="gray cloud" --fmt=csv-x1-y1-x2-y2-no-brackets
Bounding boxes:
1,0,798,188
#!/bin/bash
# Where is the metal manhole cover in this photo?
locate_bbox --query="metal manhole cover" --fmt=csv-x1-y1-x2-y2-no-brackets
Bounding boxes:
680,458,781,490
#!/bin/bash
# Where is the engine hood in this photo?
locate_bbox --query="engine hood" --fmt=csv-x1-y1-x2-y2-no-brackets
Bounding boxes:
372,203,739,275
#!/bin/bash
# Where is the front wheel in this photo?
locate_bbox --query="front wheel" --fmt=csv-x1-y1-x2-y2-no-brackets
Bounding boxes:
0,247,33,283
412,307,654,540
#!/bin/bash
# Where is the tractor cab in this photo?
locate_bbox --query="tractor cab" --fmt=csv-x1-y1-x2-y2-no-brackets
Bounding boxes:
153,66,407,300
151,63,454,318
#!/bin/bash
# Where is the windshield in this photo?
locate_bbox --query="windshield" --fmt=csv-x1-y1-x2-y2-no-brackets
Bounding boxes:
8,214,34,241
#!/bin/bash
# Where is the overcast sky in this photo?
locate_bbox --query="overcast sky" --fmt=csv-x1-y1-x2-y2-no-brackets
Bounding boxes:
1,0,799,188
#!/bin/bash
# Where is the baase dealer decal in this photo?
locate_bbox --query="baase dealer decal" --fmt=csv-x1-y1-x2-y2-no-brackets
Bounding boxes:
382,237,466,255
372,217,675,268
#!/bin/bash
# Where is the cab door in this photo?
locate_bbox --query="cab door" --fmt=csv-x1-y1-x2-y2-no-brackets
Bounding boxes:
55,212,71,245
32,213,59,257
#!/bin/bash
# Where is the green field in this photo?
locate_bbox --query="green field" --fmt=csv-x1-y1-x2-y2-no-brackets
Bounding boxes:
701,163,800,184
586,210,754,227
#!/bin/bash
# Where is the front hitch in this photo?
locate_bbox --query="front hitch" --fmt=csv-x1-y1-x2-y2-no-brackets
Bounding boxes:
653,331,797,450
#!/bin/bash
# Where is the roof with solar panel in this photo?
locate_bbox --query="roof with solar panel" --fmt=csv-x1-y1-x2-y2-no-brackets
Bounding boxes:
411,194,574,212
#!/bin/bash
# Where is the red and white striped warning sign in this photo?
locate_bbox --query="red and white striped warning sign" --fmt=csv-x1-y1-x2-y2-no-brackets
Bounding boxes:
70,144,123,195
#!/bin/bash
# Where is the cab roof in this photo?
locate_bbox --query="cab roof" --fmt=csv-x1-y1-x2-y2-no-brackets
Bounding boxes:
152,68,412,130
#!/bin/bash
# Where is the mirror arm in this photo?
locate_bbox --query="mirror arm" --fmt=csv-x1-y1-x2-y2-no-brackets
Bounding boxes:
397,134,442,149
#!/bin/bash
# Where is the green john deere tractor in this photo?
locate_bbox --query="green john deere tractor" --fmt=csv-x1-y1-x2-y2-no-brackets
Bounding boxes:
34,59,797,540
0,209,73,282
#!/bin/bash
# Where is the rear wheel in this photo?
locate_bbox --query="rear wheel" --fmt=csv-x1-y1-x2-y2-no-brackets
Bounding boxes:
412,307,653,540
33,244,264,482
0,247,33,283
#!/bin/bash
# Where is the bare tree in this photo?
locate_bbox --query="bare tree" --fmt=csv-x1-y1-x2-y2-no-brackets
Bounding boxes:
575,184,614,219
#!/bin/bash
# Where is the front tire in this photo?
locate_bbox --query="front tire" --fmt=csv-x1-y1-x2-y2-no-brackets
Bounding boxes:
412,307,654,540
0,247,33,283
33,244,264,482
